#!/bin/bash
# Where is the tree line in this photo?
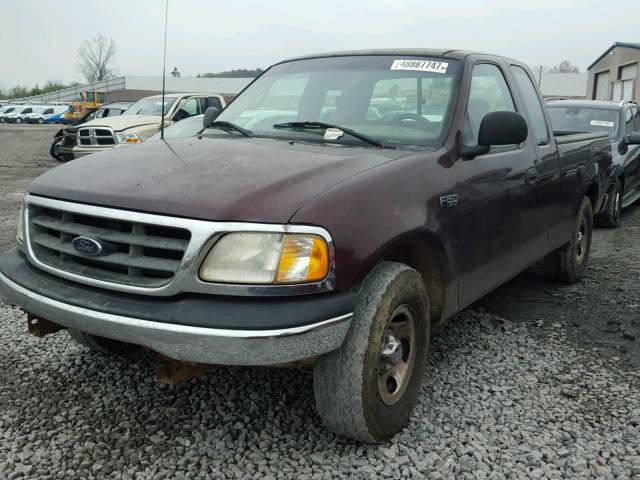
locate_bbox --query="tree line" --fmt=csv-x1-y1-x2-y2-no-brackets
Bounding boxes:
1,34,117,100
197,69,264,78
0,80,82,100
530,60,581,78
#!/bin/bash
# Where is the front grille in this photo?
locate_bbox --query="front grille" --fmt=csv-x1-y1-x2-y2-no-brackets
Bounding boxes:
28,205,191,287
77,127,116,147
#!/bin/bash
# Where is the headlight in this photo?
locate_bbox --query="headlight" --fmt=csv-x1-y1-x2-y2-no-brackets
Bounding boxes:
115,131,141,143
16,204,24,243
199,232,330,285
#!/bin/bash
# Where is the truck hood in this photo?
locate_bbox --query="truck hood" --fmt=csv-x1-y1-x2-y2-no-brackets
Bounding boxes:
28,136,409,223
80,115,162,131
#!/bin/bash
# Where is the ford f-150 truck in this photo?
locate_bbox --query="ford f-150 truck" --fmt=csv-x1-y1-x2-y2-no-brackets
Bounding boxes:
0,49,614,442
71,92,228,157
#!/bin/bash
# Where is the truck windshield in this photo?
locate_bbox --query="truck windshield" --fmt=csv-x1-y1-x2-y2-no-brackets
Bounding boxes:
547,106,619,138
215,55,461,147
122,97,177,116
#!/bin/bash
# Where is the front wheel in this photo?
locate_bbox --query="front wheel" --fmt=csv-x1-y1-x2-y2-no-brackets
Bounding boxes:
313,262,430,442
545,196,593,283
37,118,44,124
15,117,22,124
49,140,64,161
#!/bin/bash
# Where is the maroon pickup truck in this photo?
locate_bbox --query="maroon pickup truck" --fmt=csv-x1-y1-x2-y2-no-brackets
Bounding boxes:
0,49,612,442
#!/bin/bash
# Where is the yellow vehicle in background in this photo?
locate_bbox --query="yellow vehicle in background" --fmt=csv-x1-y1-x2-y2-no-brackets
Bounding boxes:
61,90,106,124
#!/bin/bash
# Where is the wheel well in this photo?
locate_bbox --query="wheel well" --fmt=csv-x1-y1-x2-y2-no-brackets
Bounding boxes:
382,241,445,324
585,182,599,211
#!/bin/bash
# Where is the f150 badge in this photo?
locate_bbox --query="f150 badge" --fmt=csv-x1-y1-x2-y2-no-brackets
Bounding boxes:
439,194,458,208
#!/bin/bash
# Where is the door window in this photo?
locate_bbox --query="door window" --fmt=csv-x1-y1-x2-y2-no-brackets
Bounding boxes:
631,106,640,132
174,98,201,121
625,108,635,134
511,66,549,145
463,63,516,145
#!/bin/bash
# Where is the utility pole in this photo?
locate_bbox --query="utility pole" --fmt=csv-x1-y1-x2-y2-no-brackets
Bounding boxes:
160,0,169,139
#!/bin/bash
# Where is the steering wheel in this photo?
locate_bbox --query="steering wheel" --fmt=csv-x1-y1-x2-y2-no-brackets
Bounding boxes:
384,112,432,129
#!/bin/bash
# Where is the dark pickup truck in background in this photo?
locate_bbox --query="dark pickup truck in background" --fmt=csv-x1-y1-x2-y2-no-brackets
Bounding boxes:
0,49,617,442
547,99,640,227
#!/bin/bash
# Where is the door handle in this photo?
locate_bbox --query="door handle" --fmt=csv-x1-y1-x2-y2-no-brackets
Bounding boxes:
525,167,538,185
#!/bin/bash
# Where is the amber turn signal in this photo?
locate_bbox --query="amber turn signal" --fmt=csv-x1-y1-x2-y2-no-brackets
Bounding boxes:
276,235,329,284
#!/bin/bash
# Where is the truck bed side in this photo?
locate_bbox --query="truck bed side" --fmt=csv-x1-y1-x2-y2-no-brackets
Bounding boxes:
549,132,612,250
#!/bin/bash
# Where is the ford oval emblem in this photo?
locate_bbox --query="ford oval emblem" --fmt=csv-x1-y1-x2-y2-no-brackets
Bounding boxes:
71,236,103,256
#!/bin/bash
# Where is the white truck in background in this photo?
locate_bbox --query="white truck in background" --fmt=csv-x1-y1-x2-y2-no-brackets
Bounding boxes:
72,93,229,157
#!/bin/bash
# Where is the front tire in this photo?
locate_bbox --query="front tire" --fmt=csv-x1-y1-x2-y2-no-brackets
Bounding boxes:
37,118,44,124
545,196,593,283
15,117,22,124
49,140,62,161
595,179,622,228
313,262,430,442
68,329,139,355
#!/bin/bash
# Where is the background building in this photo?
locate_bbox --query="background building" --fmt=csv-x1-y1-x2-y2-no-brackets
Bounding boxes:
539,73,587,99
587,42,640,102
11,76,253,103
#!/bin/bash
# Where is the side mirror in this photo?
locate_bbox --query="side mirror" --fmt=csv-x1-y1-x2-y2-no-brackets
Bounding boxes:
462,111,529,160
203,107,221,128
619,132,640,154
624,132,640,146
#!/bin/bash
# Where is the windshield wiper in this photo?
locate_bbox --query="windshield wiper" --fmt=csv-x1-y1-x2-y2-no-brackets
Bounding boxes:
200,120,252,137
272,121,393,149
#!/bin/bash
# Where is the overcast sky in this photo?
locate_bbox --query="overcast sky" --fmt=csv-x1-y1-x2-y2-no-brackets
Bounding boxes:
1,0,637,88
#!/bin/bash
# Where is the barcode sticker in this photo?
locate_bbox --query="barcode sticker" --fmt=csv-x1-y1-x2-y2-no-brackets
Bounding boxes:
590,120,615,127
390,59,448,74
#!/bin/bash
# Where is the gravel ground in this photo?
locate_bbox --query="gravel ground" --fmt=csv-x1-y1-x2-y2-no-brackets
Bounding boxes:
0,124,639,479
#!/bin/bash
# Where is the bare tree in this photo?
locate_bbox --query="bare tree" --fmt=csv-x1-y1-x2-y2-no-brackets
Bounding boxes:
77,34,118,82
548,60,580,74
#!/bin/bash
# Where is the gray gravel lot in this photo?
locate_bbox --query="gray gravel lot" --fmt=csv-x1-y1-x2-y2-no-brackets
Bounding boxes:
0,124,639,479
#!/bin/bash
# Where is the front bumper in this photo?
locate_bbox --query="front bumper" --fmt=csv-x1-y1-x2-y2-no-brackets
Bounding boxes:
0,249,355,365
72,146,115,158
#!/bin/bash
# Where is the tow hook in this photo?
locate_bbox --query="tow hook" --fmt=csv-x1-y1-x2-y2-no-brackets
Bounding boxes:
26,313,65,337
155,355,217,385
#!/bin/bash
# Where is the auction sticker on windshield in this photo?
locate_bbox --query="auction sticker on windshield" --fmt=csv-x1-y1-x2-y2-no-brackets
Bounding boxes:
590,120,615,128
391,59,448,74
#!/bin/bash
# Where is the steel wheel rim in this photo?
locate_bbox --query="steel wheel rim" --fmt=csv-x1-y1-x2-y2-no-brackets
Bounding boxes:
378,304,416,406
576,215,587,264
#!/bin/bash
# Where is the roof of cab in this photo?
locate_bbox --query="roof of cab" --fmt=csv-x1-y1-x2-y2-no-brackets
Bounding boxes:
280,48,480,63
546,99,630,109
144,92,210,99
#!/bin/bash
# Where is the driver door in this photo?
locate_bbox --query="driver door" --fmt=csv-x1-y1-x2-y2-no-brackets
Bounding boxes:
455,62,541,307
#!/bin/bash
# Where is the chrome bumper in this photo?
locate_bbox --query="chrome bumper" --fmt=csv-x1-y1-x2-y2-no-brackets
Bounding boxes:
71,148,106,158
0,272,352,365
